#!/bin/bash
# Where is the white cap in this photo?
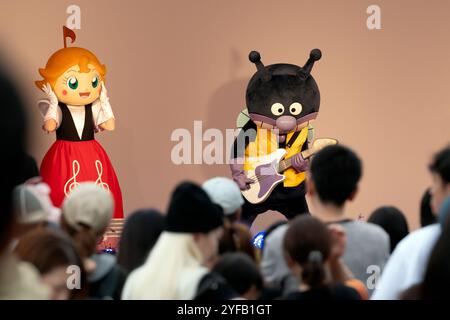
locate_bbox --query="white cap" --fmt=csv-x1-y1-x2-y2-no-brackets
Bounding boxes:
13,182,60,224
62,182,114,233
202,177,244,215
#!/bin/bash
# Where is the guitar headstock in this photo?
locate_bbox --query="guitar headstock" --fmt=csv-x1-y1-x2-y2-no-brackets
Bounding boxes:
311,138,338,152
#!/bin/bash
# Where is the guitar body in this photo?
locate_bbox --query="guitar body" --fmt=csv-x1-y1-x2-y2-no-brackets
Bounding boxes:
240,138,338,204
241,149,287,204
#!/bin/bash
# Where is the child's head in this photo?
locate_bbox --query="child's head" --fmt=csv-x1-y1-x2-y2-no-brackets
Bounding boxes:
213,252,263,300
36,47,106,106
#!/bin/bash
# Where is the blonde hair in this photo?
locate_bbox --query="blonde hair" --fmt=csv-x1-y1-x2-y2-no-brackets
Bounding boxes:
121,232,208,300
35,47,106,90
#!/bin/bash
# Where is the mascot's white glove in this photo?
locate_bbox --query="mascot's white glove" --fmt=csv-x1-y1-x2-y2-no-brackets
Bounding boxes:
99,81,114,119
42,83,59,122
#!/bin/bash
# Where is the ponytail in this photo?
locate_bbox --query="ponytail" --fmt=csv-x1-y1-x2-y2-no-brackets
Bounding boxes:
301,250,326,288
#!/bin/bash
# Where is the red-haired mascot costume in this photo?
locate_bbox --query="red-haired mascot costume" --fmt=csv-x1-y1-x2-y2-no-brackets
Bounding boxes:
36,27,123,219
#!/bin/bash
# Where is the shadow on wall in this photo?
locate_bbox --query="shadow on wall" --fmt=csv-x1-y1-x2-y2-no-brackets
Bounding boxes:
201,47,249,181
202,77,248,181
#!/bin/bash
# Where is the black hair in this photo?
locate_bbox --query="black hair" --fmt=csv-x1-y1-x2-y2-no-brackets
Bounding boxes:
420,188,437,227
117,209,164,274
368,206,409,253
429,146,450,184
310,145,362,207
212,252,263,296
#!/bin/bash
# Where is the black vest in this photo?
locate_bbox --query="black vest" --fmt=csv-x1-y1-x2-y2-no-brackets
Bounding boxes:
56,103,95,141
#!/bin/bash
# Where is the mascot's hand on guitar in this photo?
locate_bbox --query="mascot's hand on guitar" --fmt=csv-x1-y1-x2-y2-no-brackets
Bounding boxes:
230,161,254,190
290,153,309,172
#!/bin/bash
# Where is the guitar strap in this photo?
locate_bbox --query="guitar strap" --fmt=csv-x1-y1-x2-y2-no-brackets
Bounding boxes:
285,131,301,148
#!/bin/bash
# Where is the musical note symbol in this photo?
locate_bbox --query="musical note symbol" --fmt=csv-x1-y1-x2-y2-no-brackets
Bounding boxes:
64,160,80,196
95,160,109,191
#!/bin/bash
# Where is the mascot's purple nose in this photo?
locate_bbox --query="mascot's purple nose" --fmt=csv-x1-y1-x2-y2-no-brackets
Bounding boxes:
276,115,297,132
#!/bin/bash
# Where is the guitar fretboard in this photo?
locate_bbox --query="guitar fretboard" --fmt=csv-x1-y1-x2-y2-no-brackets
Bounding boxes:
277,147,316,173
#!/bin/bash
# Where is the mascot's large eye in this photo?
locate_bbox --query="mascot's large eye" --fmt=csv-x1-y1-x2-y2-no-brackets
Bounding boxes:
271,103,285,116
92,76,99,88
67,77,78,90
289,102,303,115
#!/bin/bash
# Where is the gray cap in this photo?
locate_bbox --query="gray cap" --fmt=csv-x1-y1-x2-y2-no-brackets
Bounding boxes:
13,182,60,224
202,177,244,215
62,182,114,233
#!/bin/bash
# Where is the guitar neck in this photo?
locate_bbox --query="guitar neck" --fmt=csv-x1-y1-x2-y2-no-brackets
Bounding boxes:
278,148,315,173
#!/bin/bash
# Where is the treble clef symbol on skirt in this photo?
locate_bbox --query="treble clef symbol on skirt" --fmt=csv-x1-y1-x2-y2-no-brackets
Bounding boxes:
95,160,109,191
64,160,80,196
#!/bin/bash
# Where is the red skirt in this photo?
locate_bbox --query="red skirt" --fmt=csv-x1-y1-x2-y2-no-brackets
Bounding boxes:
40,140,124,218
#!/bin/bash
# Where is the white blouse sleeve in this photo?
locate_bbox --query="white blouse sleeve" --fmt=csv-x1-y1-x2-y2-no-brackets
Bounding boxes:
92,99,115,128
38,99,62,128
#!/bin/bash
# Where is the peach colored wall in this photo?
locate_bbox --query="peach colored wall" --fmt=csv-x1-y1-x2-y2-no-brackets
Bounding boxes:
1,0,449,230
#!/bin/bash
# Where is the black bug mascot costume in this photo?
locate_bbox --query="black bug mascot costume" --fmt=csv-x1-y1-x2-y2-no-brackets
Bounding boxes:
230,49,322,223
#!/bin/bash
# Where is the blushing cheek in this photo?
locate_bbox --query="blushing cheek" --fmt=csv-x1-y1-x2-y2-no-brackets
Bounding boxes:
62,90,67,96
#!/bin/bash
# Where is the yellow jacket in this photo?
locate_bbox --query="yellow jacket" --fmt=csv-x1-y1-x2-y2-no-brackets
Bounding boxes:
244,126,308,187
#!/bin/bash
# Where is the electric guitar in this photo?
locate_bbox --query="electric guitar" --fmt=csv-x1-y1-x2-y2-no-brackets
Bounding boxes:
241,138,338,204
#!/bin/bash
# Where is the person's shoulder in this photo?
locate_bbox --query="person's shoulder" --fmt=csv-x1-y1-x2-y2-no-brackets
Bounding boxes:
407,223,440,240
121,264,146,299
88,253,117,282
330,283,361,300
345,220,390,242
395,224,440,253
371,226,441,300
123,262,147,289
280,285,360,301
350,219,385,233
